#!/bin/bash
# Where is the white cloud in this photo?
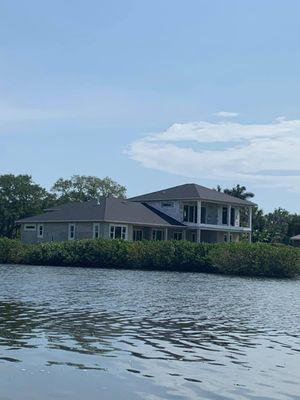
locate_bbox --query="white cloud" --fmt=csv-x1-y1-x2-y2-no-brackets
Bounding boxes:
213,111,239,118
127,118,300,192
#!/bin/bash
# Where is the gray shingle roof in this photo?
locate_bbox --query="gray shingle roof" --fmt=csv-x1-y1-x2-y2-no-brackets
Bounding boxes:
16,198,184,227
129,183,255,206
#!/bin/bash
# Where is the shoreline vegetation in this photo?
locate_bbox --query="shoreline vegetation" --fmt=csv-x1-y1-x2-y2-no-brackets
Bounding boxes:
0,238,299,278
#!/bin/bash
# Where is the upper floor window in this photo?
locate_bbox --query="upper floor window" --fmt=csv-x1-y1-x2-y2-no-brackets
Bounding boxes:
25,224,36,231
161,202,174,208
68,223,76,240
222,207,228,225
37,224,44,238
110,225,127,240
201,207,207,224
230,208,235,226
183,205,198,223
93,223,100,239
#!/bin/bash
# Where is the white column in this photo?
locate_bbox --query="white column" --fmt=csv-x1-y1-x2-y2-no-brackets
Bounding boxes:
197,200,202,225
236,208,240,227
165,228,168,241
218,206,222,225
197,229,201,243
228,205,231,226
249,207,253,229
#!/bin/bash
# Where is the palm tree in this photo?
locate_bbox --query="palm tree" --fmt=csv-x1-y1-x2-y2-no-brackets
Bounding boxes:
221,184,254,200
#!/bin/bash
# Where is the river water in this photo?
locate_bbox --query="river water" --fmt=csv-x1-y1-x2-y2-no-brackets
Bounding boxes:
0,265,299,400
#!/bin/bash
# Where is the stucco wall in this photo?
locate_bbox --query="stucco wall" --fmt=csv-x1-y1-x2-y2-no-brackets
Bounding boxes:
146,201,183,221
20,222,134,243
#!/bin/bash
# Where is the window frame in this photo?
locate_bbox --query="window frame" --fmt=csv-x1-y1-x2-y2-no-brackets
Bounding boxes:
230,207,235,227
24,224,36,231
191,232,197,242
109,224,128,240
222,207,228,225
173,231,183,241
37,224,44,238
152,229,164,241
201,207,207,224
133,229,143,241
68,223,76,240
161,202,174,208
183,204,198,223
93,223,100,239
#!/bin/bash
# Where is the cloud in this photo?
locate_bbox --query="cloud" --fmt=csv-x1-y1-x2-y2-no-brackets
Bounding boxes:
127,118,300,192
213,111,239,118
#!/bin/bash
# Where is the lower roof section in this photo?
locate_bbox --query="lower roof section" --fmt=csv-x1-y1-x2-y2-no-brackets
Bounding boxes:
16,198,185,228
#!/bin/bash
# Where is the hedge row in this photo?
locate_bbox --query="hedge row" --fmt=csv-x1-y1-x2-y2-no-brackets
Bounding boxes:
0,238,299,278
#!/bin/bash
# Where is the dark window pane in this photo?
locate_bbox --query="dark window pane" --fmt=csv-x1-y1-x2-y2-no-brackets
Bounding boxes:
115,226,122,238
201,207,206,223
183,205,189,222
189,206,194,222
222,207,228,224
230,208,235,226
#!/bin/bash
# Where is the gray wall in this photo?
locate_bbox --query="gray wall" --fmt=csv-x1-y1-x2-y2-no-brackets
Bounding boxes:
20,222,242,244
146,201,183,221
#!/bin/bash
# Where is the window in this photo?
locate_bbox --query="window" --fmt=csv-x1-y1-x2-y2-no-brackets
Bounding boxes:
191,232,197,242
93,223,100,239
201,207,207,224
25,224,36,231
224,234,228,242
152,229,164,241
222,207,228,224
110,225,127,240
183,205,198,223
37,224,44,238
133,229,143,241
162,202,174,208
230,208,235,227
173,231,183,240
68,223,76,240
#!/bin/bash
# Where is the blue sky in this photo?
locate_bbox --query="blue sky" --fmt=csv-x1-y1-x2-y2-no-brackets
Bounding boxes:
1,0,300,212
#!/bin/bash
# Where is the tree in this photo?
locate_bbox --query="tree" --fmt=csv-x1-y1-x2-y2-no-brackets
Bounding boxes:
288,214,300,238
51,175,127,203
0,174,55,238
218,184,255,201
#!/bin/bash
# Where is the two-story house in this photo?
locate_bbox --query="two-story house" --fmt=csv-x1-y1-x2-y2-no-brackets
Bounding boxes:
17,183,254,244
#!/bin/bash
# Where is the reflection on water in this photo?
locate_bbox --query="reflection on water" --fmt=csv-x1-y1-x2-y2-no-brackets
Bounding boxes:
0,265,299,400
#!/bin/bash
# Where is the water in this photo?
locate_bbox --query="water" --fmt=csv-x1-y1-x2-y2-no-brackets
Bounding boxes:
0,265,299,400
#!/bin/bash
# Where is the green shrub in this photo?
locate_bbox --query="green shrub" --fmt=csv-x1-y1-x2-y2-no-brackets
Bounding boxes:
208,242,300,278
0,238,26,264
0,237,299,278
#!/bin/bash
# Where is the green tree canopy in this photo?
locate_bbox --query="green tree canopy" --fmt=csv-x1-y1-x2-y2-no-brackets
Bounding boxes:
51,175,127,202
216,184,255,200
0,174,55,238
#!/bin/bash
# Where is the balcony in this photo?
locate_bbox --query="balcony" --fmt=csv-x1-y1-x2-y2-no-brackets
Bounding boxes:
182,201,252,231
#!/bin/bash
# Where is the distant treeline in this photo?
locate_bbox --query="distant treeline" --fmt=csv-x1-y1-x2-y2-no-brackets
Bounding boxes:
0,174,299,243
1,238,299,279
